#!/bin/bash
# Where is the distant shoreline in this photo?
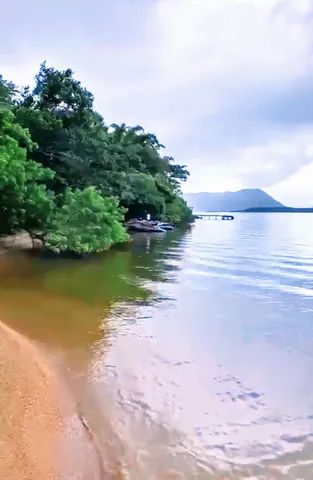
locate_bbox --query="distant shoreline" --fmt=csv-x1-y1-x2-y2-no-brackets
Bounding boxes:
184,189,313,213
197,207,313,213
239,207,313,213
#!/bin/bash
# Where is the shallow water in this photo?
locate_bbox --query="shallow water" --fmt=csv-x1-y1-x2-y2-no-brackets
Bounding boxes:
1,214,313,478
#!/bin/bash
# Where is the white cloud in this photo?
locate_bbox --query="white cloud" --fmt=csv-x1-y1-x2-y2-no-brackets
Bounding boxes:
184,127,313,192
155,0,310,80
1,0,313,205
267,161,313,206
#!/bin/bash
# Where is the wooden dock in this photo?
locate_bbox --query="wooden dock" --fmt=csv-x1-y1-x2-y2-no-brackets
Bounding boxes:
196,214,234,220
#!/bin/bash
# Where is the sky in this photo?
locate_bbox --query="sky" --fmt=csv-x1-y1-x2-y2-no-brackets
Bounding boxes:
1,0,313,206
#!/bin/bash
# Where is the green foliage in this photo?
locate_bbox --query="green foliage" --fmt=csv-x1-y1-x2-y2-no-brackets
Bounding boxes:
165,197,194,225
33,62,94,114
120,172,165,218
14,64,192,221
45,187,128,254
14,63,98,192
0,107,54,234
0,75,17,107
0,64,193,255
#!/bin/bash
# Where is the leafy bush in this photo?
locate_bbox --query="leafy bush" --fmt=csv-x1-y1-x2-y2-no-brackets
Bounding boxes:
0,108,54,234
45,187,128,254
120,172,165,218
165,196,194,225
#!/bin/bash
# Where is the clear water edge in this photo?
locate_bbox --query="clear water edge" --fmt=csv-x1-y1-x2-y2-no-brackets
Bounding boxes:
0,213,313,479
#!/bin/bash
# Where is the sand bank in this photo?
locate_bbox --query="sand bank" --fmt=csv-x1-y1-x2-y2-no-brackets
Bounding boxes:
0,320,103,480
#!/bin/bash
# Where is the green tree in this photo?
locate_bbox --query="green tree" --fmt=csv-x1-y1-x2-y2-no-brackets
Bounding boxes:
33,62,94,114
15,63,99,192
165,197,194,224
0,75,17,107
13,64,193,226
45,187,128,254
0,107,54,235
119,172,165,218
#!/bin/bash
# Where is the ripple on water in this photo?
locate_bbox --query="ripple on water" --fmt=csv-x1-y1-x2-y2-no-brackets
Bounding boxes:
1,215,313,478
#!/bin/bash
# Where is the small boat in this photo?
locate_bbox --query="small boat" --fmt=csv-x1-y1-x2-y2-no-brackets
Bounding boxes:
158,222,174,231
126,219,165,233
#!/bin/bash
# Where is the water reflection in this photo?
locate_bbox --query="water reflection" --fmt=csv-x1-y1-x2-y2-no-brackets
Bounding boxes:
87,215,313,479
1,216,313,478
0,228,189,350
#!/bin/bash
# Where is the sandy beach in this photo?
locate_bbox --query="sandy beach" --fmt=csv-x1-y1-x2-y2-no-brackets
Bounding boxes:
0,320,102,480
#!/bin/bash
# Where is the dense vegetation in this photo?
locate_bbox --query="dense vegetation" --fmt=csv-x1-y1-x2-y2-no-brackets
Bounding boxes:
0,64,192,254
45,187,128,254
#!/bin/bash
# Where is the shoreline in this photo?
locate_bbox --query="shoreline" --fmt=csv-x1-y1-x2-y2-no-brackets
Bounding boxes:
0,319,103,480
0,232,36,252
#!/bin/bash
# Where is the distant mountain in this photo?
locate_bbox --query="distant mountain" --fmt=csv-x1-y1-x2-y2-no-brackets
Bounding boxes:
184,189,285,212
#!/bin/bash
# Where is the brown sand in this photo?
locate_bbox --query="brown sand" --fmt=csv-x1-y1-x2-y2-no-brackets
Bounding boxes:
0,320,103,480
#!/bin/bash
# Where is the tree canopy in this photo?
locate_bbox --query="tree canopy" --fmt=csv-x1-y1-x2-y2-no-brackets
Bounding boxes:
45,187,128,254
0,107,54,235
0,64,192,254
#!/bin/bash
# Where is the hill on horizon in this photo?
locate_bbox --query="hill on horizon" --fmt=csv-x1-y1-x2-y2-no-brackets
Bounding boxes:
183,189,285,212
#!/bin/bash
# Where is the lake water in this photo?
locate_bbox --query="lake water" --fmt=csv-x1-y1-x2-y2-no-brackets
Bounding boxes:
1,213,313,479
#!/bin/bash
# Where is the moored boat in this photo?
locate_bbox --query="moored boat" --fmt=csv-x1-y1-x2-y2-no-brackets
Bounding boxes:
158,222,174,231
126,219,166,233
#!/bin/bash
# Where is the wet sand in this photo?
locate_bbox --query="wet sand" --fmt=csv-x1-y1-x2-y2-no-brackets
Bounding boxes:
0,320,102,480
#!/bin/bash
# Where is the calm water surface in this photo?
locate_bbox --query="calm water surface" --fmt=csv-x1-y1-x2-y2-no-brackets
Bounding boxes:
1,213,313,479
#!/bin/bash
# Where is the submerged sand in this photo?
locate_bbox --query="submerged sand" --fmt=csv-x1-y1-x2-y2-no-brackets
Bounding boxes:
0,320,102,480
